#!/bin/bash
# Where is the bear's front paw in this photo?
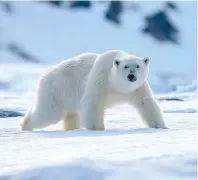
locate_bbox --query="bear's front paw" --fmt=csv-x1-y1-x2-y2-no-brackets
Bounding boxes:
151,123,168,129
85,123,105,131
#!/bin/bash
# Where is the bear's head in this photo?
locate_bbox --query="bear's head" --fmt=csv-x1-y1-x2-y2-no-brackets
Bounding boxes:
109,55,150,94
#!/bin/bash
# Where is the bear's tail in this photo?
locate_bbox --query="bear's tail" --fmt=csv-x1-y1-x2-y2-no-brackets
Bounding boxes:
20,108,33,131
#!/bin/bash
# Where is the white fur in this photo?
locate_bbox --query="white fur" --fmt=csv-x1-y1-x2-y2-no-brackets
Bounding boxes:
20,50,167,131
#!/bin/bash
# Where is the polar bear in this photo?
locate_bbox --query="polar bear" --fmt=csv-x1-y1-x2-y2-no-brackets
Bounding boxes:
20,50,167,131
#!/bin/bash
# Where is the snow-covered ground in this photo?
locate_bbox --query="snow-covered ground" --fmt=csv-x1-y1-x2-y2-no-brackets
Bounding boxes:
0,90,197,180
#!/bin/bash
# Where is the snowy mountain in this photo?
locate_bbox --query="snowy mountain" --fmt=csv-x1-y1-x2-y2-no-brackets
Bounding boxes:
0,1,197,94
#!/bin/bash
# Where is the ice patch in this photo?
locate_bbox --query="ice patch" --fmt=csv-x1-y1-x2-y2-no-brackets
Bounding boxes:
0,109,24,118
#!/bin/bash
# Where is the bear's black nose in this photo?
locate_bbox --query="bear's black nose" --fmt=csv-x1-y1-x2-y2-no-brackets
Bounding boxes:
127,74,137,82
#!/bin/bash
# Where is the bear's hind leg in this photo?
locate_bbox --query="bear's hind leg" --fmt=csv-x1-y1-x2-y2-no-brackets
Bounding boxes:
20,107,63,131
62,112,79,130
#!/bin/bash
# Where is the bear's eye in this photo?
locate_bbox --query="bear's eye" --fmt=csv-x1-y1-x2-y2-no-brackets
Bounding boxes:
124,65,129,69
136,64,140,69
114,60,120,67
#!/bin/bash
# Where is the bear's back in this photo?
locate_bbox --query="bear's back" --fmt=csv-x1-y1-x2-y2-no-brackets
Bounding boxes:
40,53,100,110
56,53,99,75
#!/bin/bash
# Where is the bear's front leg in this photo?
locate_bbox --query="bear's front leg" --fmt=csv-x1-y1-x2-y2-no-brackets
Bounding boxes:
130,81,168,129
80,54,111,131
80,99,105,130
135,97,168,129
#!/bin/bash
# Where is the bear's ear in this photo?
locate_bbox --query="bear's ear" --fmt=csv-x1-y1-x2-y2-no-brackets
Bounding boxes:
114,59,120,67
143,57,150,65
